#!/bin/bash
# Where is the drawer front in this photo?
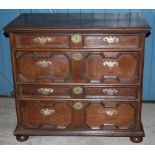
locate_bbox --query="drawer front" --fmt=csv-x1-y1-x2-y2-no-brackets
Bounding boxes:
85,101,138,130
19,100,138,130
16,52,139,84
14,34,70,49
18,84,138,99
85,52,139,84
14,34,141,49
16,52,71,83
19,101,73,129
83,35,141,49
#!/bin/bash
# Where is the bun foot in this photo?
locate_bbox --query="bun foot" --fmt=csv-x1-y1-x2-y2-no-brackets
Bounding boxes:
16,135,29,142
130,136,143,143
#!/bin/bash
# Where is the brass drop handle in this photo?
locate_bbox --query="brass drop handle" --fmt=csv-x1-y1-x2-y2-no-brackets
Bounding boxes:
37,60,52,68
40,108,55,116
71,34,82,44
105,109,118,117
34,36,52,45
38,88,54,95
73,102,84,110
103,36,119,44
73,87,83,95
102,88,118,96
103,60,118,70
72,52,83,61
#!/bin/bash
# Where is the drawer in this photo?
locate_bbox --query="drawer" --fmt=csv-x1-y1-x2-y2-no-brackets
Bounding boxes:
83,34,141,49
18,100,138,130
16,52,139,84
14,34,70,49
18,84,138,100
85,101,138,130
85,52,140,84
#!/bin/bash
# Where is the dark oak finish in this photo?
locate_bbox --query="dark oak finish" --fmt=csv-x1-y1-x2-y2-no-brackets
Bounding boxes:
17,84,138,99
4,13,150,143
18,100,138,130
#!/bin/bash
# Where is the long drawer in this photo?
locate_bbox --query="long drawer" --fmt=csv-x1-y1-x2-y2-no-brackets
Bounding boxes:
14,33,141,49
17,84,139,99
18,100,138,130
15,51,140,84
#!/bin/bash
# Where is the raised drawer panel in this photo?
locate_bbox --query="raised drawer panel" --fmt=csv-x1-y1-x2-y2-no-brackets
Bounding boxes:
85,52,139,84
16,52,71,83
85,101,137,130
19,100,138,130
16,52,139,84
18,84,138,99
19,101,72,129
83,35,141,49
14,34,70,49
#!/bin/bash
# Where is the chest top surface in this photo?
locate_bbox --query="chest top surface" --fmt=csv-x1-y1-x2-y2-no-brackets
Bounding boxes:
4,13,150,33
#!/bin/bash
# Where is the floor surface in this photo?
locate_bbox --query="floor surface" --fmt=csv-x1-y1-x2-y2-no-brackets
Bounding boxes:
0,98,155,145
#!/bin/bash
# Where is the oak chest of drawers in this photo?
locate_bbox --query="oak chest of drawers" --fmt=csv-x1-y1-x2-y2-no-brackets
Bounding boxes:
4,13,150,143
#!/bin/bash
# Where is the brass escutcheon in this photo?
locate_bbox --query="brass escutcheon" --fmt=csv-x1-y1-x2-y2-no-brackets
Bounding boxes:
73,87,83,95
73,102,84,110
71,34,82,44
72,52,83,61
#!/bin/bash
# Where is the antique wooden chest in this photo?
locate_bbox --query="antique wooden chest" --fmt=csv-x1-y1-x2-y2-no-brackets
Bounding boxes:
4,13,150,143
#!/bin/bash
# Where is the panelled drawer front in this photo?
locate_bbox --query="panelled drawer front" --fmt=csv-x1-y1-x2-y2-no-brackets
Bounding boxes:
85,52,139,84
18,84,138,99
19,100,138,130
14,34,70,49
83,35,141,49
85,101,138,130
16,52,139,84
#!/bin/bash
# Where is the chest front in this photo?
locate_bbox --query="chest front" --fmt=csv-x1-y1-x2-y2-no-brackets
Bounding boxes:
4,13,150,143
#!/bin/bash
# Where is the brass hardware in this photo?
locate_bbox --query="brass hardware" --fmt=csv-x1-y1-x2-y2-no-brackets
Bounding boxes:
73,87,83,95
102,88,118,96
71,34,82,44
38,88,54,95
103,61,118,70
72,52,83,61
34,36,52,45
105,109,118,117
40,108,55,116
73,102,84,110
103,36,119,44
37,60,52,68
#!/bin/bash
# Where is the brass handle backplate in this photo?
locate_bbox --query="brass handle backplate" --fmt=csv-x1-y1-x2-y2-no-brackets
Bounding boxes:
71,34,82,44
73,87,83,95
73,102,84,110
105,109,118,117
103,36,119,44
103,60,118,70
102,88,118,96
72,52,83,61
34,36,52,45
38,88,54,95
40,108,55,116
37,60,52,68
